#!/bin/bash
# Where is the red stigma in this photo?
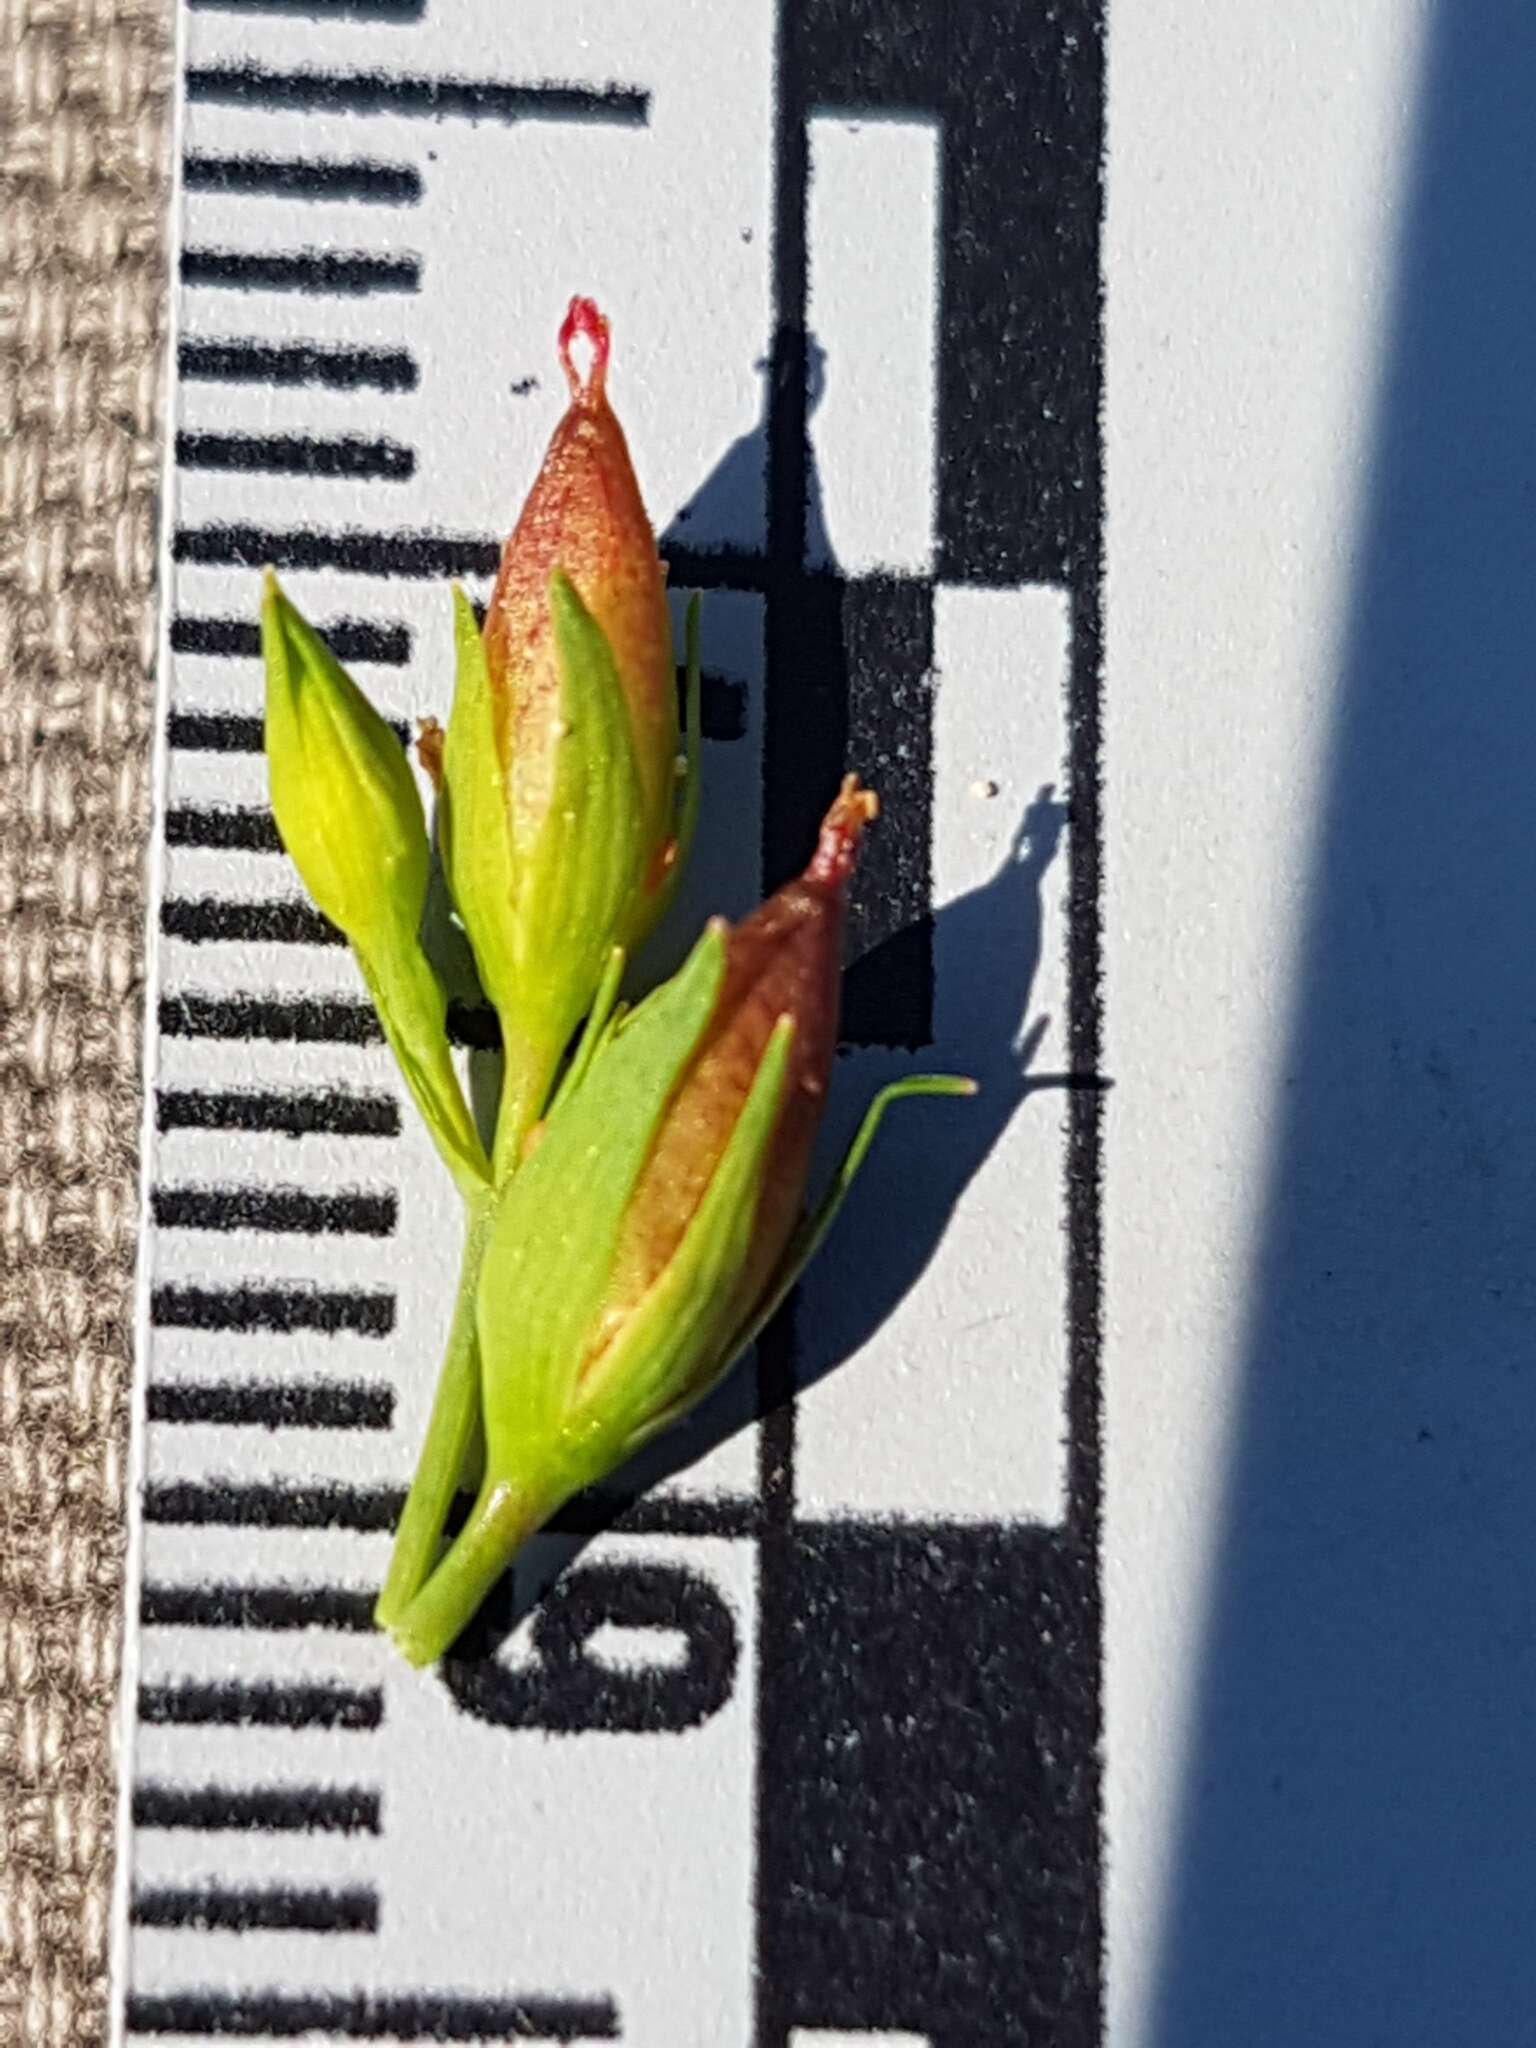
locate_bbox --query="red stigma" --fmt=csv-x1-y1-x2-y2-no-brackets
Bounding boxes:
807,774,879,889
558,296,611,400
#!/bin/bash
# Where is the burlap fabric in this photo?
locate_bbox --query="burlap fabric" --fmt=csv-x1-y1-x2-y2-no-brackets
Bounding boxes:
0,3,170,2040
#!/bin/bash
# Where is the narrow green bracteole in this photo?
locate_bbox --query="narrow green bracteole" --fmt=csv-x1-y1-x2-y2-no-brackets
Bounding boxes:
543,943,627,1125
261,572,488,1197
696,1075,980,1404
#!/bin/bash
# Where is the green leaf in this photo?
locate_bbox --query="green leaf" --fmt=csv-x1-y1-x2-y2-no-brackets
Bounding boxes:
476,921,727,1464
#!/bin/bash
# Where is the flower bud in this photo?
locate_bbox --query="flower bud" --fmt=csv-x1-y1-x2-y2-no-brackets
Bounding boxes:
439,298,686,1162
262,570,428,954
389,779,976,1666
263,571,489,1195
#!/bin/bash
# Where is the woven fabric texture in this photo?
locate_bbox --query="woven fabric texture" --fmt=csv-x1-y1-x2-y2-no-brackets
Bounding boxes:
0,2,170,2041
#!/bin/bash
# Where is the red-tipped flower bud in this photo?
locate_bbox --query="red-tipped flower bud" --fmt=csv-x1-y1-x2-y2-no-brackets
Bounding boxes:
436,299,691,1167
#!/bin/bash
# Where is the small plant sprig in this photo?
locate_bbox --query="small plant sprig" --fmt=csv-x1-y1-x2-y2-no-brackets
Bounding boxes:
262,297,973,1665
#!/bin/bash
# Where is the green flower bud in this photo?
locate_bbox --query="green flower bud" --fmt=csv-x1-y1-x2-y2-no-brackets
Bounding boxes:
263,572,488,1195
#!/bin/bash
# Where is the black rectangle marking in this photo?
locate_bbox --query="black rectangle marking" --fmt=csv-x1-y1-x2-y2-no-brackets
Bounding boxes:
156,1087,398,1137
136,1681,382,1730
177,432,415,481
133,1783,380,1833
146,1380,394,1430
151,1184,395,1236
183,153,422,203
165,804,279,853
125,1990,619,2040
144,1480,403,1532
161,898,342,947
171,614,411,665
178,339,418,391
188,0,424,24
131,1883,379,1933
150,1283,394,1336
185,62,648,127
141,1583,376,1632
174,522,498,580
181,247,420,296
158,993,380,1043
757,1524,1100,2042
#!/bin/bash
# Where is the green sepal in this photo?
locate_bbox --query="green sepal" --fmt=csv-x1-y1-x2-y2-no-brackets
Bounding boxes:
475,921,727,1465
441,585,518,1023
583,1015,794,1462
511,568,649,1048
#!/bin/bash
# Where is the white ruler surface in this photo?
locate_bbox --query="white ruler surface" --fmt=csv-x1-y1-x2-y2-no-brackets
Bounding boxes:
117,4,1103,2044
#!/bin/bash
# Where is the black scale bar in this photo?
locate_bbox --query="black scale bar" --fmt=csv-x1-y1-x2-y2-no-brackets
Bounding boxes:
171,615,411,665
189,0,425,16
151,1185,396,1236
186,62,648,127
141,1583,376,1632
151,1282,394,1336
133,1783,380,1833
147,1381,393,1430
126,1990,618,2041
137,1680,382,1729
176,523,498,581
141,1476,761,1538
168,709,268,751
157,1088,399,1138
183,153,422,204
146,1480,404,1531
179,340,418,391
168,712,411,753
159,993,380,1043
173,521,779,591
131,1883,379,1933
181,248,420,296
161,898,341,946
165,804,279,853
177,432,415,481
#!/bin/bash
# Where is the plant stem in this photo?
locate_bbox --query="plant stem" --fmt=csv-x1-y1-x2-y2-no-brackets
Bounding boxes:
374,1198,492,1629
388,1475,548,1668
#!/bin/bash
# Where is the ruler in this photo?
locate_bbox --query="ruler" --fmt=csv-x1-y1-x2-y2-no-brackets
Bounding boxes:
116,2,1105,2043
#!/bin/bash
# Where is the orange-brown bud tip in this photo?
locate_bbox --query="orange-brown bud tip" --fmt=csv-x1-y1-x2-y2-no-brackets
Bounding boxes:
416,716,445,792
807,774,879,890
558,295,611,402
